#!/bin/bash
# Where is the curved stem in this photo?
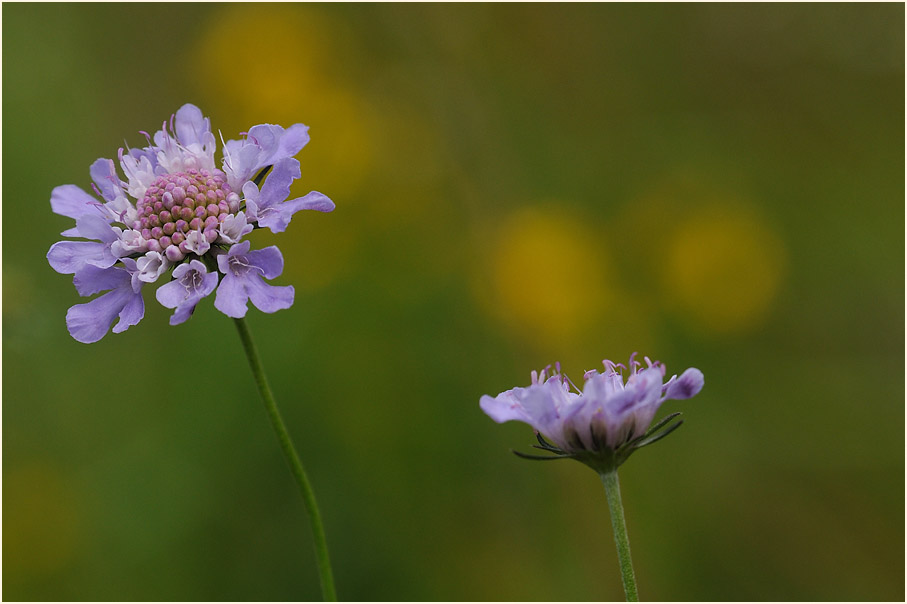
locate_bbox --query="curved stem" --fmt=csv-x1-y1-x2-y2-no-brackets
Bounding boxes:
601,470,639,601
234,317,337,601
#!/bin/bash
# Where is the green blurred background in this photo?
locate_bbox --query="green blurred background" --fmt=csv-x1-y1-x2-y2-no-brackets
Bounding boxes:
3,3,903,601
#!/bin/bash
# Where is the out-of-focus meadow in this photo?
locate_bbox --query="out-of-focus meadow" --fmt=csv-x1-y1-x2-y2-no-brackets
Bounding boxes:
3,3,903,601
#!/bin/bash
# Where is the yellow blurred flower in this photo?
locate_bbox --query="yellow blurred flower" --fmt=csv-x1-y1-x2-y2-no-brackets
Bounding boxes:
661,202,786,335
475,205,614,352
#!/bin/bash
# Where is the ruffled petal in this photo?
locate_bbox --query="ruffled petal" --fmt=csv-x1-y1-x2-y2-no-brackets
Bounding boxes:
245,246,284,280
72,264,130,297
257,191,335,234
50,184,99,220
246,277,294,314
154,278,187,309
213,272,248,318
47,241,116,274
174,104,210,148
479,389,533,425
664,368,704,400
65,270,144,343
111,290,145,333
223,123,310,189
74,214,119,243
89,158,123,202
155,260,218,325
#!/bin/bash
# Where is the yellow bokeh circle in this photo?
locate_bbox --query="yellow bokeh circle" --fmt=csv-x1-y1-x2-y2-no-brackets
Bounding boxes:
661,203,786,334
481,205,612,348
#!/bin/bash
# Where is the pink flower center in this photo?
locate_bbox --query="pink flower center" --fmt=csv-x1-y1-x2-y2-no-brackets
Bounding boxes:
132,168,240,248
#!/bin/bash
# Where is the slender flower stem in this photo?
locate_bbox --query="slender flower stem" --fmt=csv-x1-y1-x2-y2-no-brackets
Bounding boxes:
601,470,639,602
233,317,338,601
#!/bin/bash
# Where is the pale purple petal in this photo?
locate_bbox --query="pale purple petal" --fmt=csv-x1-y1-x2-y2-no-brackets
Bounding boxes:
244,246,284,279
155,279,187,310
480,378,582,449
260,158,300,205
112,290,145,333
110,230,148,257
51,184,100,220
248,123,310,167
479,390,534,425
47,241,116,274
72,264,130,297
664,368,705,400
214,242,293,318
136,251,170,283
257,191,335,234
155,259,218,325
65,267,144,343
244,158,334,233
183,229,210,256
223,123,310,189
213,269,248,318
174,104,210,148
217,211,253,244
89,158,123,202
75,214,119,243
245,278,294,314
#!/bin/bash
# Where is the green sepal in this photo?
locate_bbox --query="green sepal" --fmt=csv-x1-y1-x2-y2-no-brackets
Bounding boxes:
642,412,682,438
252,165,273,187
535,432,563,451
632,418,684,449
511,449,575,461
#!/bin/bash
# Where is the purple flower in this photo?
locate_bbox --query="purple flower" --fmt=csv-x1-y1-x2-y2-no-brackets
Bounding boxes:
155,260,219,325
214,241,294,319
480,354,704,472
48,103,333,342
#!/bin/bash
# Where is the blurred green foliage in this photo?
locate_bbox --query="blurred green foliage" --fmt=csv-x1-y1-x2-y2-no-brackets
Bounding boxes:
3,3,903,601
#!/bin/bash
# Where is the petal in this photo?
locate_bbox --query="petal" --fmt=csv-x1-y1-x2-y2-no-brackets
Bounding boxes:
258,158,301,208
246,277,294,314
112,290,145,333
664,368,704,400
218,240,251,273
66,290,130,343
73,264,131,297
248,123,310,166
47,241,115,274
174,104,210,148
480,389,533,424
224,123,310,189
258,191,335,234
245,246,284,279
155,278,187,309
65,282,143,343
75,214,119,243
213,273,249,318
51,184,100,220
89,158,122,202
519,380,571,442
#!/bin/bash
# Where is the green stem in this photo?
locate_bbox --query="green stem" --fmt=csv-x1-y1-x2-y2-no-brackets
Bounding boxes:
601,470,639,601
234,317,337,601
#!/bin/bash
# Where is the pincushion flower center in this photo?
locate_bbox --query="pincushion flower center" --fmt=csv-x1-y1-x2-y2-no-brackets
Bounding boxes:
133,168,241,248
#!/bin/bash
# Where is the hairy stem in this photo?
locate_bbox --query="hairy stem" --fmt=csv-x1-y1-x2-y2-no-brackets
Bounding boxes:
601,470,639,601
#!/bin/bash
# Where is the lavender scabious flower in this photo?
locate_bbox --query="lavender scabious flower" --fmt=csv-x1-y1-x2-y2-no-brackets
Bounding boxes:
48,104,335,343
480,354,704,473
